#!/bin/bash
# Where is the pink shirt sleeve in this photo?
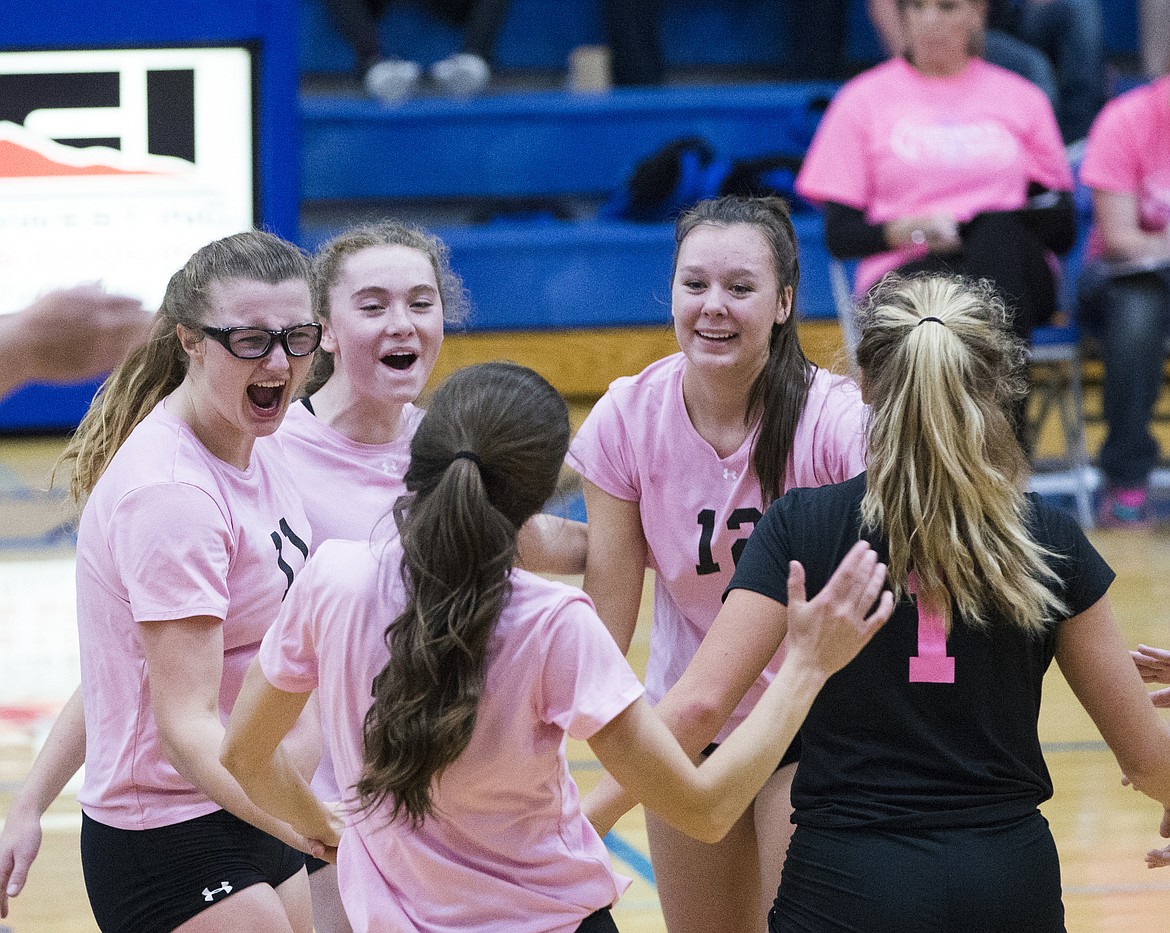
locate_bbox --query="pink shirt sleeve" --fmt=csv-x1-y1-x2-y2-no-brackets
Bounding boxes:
257,561,322,694
107,482,231,622
795,84,872,210
1021,94,1074,192
1080,95,1142,194
538,596,644,741
566,389,641,502
814,396,868,483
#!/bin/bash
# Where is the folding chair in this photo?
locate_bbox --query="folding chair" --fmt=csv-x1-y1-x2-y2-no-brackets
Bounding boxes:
1025,322,1095,527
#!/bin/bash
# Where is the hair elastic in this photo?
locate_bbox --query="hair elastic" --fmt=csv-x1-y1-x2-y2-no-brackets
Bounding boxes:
917,316,945,327
451,450,482,468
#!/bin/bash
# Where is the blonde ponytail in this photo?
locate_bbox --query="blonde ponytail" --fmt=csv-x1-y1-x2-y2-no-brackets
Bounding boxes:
855,275,1066,634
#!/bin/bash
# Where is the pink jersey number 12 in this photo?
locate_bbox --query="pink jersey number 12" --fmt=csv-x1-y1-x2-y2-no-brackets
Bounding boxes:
907,570,955,684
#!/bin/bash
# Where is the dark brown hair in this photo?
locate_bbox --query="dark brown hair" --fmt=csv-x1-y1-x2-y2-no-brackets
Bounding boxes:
356,361,571,826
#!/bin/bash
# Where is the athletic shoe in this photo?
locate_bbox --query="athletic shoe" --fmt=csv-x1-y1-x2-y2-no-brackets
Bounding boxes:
430,53,491,97
363,58,421,104
1097,485,1151,529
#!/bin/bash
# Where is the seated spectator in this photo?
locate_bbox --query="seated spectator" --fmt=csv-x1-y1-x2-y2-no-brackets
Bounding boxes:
1076,74,1170,527
322,0,512,102
1141,0,1170,78
797,0,1075,441
0,285,151,401
868,0,1105,142
603,0,851,86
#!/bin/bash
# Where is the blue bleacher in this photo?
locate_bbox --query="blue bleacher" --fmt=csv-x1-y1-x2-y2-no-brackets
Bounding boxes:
298,0,1141,336
299,83,840,328
299,0,888,77
297,1,884,334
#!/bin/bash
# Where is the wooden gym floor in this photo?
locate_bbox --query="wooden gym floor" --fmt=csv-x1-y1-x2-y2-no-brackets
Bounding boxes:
3,328,1170,932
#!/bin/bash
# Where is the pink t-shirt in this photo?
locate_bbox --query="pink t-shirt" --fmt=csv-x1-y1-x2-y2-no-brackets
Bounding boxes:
1081,76,1170,260
567,352,867,741
278,400,424,802
259,538,643,933
279,400,423,545
76,401,311,830
796,58,1073,294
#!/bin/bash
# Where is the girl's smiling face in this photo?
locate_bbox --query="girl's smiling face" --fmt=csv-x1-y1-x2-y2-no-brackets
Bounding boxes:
179,276,315,456
672,222,791,379
322,244,445,408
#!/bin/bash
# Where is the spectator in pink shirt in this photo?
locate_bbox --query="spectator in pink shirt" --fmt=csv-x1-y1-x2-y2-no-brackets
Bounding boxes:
797,0,1076,385
1076,76,1170,527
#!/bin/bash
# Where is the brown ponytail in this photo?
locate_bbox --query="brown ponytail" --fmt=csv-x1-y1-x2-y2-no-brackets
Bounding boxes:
356,362,570,826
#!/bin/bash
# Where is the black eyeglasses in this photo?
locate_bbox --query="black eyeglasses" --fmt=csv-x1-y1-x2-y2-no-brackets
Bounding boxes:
200,322,323,360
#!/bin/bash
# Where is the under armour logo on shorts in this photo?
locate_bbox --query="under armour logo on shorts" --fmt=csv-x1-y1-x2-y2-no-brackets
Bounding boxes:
202,881,234,902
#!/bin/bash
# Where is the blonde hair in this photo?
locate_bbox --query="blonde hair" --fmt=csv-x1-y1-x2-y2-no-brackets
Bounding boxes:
304,221,469,395
56,231,311,502
855,275,1066,634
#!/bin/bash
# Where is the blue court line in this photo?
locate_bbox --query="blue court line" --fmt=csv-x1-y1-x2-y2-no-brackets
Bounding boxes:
603,831,656,886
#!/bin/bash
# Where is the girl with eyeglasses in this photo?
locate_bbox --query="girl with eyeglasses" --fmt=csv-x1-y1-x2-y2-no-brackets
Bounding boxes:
1,231,328,933
0,222,586,932
222,361,892,933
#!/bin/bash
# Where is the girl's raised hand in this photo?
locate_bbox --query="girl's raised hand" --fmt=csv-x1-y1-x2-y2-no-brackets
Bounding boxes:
784,541,894,679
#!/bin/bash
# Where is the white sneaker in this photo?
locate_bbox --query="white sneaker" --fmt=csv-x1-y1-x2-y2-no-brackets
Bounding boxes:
430,53,490,97
363,58,421,103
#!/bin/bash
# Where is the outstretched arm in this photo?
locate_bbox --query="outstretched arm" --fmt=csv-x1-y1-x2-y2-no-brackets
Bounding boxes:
581,481,648,655
0,286,151,400
586,542,892,838
1056,598,1170,865
0,688,86,917
141,616,327,857
222,660,342,857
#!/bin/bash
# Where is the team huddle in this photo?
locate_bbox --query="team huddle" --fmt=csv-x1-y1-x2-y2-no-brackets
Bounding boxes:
1,194,1169,933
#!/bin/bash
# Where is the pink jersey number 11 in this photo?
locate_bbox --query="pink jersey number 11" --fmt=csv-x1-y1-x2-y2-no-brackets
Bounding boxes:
907,571,955,684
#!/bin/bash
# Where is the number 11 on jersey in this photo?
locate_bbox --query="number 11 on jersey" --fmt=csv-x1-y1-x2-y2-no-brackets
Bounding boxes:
907,571,955,684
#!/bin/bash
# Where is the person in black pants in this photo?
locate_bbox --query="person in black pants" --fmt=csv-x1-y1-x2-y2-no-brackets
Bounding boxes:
322,0,512,101
602,0,850,86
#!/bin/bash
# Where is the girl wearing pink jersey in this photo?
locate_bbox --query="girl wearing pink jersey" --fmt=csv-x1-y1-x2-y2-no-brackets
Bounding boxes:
222,361,894,933
796,0,1075,353
281,222,468,933
568,195,867,933
285,222,587,933
3,232,326,933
